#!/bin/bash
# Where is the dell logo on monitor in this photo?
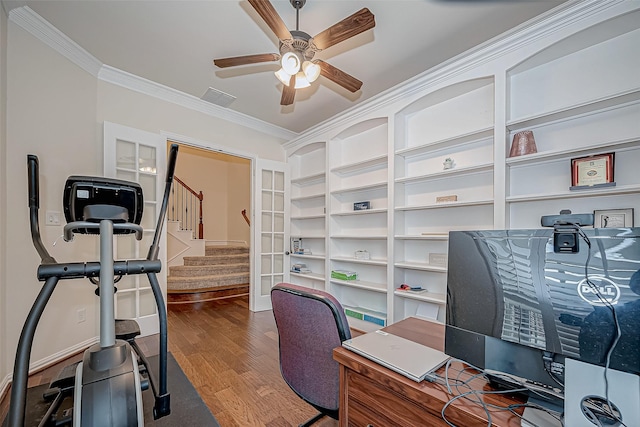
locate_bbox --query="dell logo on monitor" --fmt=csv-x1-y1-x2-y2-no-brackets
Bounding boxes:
577,276,621,306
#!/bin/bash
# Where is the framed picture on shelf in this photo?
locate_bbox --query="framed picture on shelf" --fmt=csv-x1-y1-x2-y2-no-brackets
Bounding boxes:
570,153,615,189
594,208,634,228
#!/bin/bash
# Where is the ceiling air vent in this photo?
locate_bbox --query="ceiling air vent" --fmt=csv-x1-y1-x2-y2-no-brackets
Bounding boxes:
201,87,236,108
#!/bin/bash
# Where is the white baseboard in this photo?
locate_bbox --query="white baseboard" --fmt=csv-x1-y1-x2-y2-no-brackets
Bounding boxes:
0,336,98,403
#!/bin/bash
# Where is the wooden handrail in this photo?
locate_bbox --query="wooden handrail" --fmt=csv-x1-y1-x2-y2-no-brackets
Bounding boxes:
241,209,250,226
174,176,203,201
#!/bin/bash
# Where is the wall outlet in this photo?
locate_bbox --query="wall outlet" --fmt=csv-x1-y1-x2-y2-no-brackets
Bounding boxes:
77,308,86,323
45,210,61,226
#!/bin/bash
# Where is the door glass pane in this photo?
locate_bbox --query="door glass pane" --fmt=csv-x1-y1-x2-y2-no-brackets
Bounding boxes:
261,255,272,274
262,191,273,210
116,140,135,170
274,171,284,191
116,275,136,290
117,170,136,183
262,212,272,232
274,254,284,274
141,203,156,229
274,234,284,253
274,192,284,211
274,274,284,286
139,289,157,316
274,213,284,232
117,237,137,259
261,233,272,253
261,276,272,295
139,174,156,203
262,170,273,190
116,291,136,318
139,145,157,174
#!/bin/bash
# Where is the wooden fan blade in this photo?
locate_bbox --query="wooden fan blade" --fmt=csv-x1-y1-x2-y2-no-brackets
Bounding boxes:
281,75,296,106
317,60,362,93
312,8,375,51
248,0,292,42
213,53,280,68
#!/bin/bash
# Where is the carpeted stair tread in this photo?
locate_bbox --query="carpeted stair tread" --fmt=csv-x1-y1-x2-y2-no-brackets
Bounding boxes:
183,254,249,266
205,245,249,256
169,263,249,277
168,272,250,291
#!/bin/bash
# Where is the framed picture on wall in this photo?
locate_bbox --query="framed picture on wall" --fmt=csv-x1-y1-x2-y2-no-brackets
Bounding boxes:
593,208,634,228
571,153,615,188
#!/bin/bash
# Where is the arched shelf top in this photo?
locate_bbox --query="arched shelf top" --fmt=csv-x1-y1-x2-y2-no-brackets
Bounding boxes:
508,9,640,76
332,117,388,141
395,76,495,118
290,141,326,156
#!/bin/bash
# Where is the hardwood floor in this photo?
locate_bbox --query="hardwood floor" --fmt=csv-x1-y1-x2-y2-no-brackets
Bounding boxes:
1,296,338,427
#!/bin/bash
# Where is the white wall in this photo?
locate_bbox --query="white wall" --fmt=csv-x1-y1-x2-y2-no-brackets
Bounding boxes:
172,145,251,244
1,2,9,392
1,14,285,385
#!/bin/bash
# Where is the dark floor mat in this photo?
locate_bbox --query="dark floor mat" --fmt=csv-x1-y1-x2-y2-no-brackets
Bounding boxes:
3,352,219,426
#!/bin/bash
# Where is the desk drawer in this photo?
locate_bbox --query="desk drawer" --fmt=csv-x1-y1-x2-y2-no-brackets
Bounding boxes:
346,370,444,426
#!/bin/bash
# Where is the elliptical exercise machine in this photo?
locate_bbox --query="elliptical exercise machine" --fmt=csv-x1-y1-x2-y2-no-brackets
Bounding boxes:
7,144,179,426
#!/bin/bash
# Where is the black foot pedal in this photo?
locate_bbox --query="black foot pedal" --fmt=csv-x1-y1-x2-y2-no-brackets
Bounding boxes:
115,319,141,341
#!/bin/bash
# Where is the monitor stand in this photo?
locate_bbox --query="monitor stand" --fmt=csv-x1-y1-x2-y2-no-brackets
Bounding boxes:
565,358,639,427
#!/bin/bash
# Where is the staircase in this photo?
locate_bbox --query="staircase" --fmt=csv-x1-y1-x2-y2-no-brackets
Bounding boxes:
167,245,250,303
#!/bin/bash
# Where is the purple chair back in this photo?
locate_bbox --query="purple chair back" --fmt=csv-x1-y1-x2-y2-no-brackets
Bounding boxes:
271,283,351,416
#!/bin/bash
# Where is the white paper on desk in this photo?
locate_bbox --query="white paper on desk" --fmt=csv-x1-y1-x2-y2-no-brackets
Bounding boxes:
415,302,439,320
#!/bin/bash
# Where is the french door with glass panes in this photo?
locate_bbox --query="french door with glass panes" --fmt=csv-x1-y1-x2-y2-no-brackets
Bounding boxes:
103,122,167,336
252,159,289,311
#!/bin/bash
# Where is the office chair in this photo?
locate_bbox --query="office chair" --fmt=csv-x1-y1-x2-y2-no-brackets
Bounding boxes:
271,283,352,426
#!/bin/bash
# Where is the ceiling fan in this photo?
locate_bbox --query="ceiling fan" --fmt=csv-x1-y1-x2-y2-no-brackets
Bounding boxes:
213,0,375,106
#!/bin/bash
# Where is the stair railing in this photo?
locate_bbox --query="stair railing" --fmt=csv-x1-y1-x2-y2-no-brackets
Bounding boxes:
169,176,204,239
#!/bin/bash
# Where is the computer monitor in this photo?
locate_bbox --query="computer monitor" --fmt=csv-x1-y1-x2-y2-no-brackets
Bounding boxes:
445,227,640,403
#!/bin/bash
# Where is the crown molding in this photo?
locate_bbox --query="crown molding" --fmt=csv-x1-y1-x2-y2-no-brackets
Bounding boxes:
283,0,625,151
9,6,102,77
98,66,296,141
9,6,297,142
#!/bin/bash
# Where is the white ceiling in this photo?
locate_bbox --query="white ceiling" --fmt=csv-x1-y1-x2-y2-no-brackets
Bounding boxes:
3,0,567,134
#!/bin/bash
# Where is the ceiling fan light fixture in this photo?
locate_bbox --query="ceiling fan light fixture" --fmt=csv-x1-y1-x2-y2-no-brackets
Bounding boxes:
294,71,311,89
302,60,320,83
281,51,301,75
275,68,292,86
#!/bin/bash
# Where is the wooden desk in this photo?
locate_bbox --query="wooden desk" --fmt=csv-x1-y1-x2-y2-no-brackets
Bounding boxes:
334,317,526,426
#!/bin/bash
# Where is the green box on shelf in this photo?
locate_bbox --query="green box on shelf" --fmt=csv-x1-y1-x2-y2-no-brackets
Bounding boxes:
343,306,387,327
331,270,357,280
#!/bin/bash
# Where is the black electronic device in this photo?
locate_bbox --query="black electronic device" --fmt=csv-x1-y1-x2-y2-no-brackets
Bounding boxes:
445,227,640,408
63,176,143,233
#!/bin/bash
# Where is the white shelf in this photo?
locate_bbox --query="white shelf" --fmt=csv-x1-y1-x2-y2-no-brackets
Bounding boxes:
393,290,446,305
507,88,640,131
291,172,325,186
330,182,387,195
394,262,447,273
330,154,388,175
290,214,325,220
290,271,325,281
291,193,324,202
290,235,325,239
331,257,387,266
506,137,639,167
395,127,494,158
396,199,494,211
330,278,387,293
395,234,449,241
396,163,493,184
331,208,387,216
506,183,640,203
289,253,326,260
330,234,387,240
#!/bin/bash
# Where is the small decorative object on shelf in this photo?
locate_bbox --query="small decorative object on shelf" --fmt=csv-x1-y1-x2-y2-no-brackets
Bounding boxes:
294,248,312,255
291,263,312,274
331,270,357,280
570,152,615,190
443,157,454,170
428,253,448,267
354,250,370,260
353,201,371,210
290,237,301,253
344,306,386,327
509,130,537,157
594,208,634,228
436,195,458,203
397,284,428,294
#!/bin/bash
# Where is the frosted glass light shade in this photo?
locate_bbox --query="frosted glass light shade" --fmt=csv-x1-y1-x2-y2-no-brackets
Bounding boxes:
275,68,292,86
281,52,301,75
303,61,321,83
294,72,310,89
